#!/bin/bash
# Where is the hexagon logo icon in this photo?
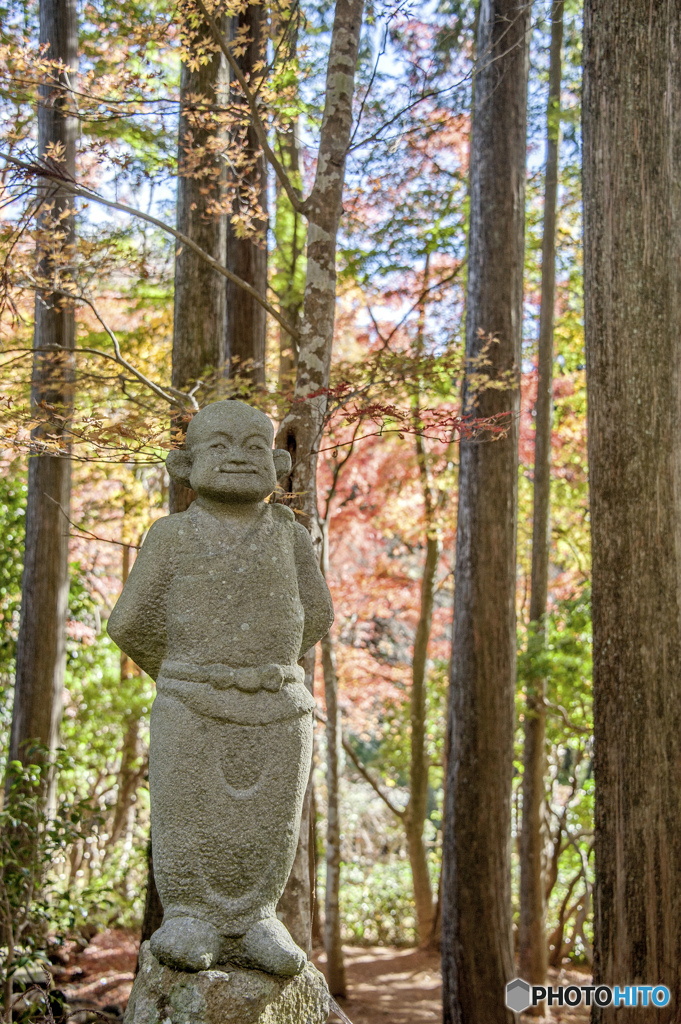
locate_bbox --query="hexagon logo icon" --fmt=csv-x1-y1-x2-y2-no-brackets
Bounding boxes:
506,977,532,1013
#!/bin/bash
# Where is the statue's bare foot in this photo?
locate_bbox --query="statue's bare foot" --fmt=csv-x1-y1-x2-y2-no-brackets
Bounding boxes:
150,916,220,972
232,918,307,976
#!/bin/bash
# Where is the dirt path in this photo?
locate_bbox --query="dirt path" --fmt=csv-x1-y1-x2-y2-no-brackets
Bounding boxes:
314,947,441,1024
52,930,591,1024
314,948,592,1024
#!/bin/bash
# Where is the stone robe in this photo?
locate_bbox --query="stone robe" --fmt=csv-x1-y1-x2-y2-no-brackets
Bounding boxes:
108,500,332,942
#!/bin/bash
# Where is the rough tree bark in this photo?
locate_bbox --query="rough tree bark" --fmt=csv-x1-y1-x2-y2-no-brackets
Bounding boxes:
442,1,530,1022
321,630,346,996
405,519,439,947
583,3,681,1020
518,0,563,994
318,388,441,958
269,6,305,386
316,441,357,988
8,0,77,790
169,6,228,513
225,2,267,385
403,261,440,948
109,542,143,850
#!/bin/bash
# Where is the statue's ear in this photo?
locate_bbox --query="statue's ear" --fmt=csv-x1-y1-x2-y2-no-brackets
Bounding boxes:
273,448,292,478
166,448,193,489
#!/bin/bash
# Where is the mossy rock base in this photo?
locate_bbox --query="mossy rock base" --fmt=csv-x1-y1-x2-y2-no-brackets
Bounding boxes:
125,942,330,1024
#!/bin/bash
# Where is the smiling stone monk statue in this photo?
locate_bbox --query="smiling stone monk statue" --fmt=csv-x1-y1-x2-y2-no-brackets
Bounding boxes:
108,400,334,980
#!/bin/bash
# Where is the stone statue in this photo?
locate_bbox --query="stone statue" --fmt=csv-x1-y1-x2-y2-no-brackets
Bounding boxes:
108,400,334,981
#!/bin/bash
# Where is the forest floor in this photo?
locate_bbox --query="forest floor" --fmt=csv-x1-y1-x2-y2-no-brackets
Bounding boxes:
50,929,591,1023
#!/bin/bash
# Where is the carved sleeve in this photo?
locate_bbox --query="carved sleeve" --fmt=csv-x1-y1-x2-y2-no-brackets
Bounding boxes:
107,518,173,680
293,522,334,657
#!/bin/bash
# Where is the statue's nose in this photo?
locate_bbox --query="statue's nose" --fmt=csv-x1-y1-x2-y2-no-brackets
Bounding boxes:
220,448,251,465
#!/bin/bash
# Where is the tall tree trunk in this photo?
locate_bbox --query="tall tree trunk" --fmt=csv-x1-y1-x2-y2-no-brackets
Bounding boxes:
170,6,227,513
225,2,268,386
108,716,142,848
139,841,164,952
310,779,323,949
442,1,530,1021
109,542,143,850
583,3,681,1019
274,648,316,953
403,259,439,948
141,13,229,942
8,0,77,793
274,122,305,385
518,0,563,994
274,0,364,951
405,530,439,947
321,630,346,996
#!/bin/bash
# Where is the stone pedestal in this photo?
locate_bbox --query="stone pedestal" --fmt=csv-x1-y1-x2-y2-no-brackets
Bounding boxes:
125,943,330,1024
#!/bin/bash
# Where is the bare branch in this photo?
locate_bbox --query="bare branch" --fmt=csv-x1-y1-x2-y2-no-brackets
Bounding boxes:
545,699,591,735
59,290,195,409
341,735,405,820
368,263,465,352
328,995,357,1024
0,152,300,342
313,705,404,817
322,416,363,520
45,495,141,549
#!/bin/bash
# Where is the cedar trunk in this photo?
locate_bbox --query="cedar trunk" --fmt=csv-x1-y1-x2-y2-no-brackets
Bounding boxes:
9,0,77,784
519,0,563,990
275,647,316,953
225,2,267,385
403,271,438,948
321,630,346,995
583,3,681,1019
169,19,227,513
442,1,530,1022
405,529,439,946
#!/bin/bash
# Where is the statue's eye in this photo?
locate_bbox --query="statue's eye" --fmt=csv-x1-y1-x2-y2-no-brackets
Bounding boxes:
249,443,265,451
211,442,226,450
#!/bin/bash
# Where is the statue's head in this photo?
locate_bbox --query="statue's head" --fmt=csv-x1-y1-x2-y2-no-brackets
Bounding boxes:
166,401,291,504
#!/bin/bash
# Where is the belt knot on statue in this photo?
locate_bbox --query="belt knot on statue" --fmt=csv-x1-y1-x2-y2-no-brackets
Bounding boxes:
160,660,302,694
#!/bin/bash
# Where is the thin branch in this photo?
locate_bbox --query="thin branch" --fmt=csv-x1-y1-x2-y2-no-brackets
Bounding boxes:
348,20,390,150
60,290,195,408
45,495,141,549
5,339,180,408
367,263,465,351
328,995,357,1024
347,4,532,155
192,0,306,216
545,699,591,736
314,706,405,818
317,422,475,453
341,734,405,820
323,417,363,520
0,152,300,341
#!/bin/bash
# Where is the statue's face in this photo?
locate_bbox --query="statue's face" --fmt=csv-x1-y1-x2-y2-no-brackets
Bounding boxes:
189,420,277,504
